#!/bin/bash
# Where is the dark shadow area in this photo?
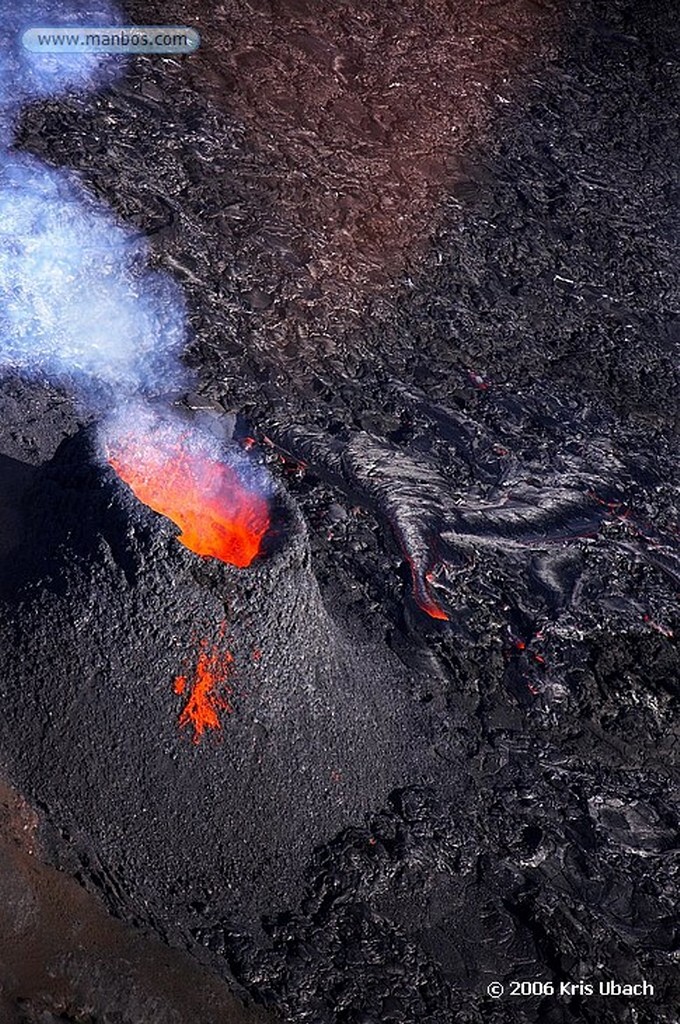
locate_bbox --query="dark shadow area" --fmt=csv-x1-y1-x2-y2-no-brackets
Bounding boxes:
0,454,35,562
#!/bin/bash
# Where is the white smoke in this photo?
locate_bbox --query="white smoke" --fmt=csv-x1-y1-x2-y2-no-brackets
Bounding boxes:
0,1,122,134
0,2,190,408
100,399,274,498
0,155,188,400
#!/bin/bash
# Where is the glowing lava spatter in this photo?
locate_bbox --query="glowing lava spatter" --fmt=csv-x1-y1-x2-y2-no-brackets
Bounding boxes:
107,429,270,568
174,636,234,744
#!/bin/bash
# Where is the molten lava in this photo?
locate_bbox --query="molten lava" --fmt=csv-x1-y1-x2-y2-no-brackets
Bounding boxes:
108,432,270,568
408,559,449,622
416,592,449,622
174,637,234,744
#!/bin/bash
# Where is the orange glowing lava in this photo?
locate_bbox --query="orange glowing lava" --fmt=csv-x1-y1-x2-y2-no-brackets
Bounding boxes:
108,434,270,568
175,638,234,744
409,559,449,621
417,593,449,622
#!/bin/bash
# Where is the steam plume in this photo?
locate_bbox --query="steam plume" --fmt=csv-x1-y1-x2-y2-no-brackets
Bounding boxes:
0,3,188,406
0,155,189,401
0,1,122,140
0,3,273,562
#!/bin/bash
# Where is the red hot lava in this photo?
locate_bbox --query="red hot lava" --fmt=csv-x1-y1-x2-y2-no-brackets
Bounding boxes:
107,426,270,568
409,558,449,621
174,634,235,744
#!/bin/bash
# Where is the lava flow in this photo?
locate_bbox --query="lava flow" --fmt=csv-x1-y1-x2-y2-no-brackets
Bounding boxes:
107,426,270,568
407,558,449,622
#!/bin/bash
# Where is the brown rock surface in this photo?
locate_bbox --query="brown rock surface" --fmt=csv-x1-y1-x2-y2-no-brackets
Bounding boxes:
0,778,272,1024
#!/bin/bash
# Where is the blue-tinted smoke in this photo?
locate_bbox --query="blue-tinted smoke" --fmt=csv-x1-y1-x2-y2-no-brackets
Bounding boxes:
0,155,188,401
0,1,122,137
0,2,191,409
100,400,275,499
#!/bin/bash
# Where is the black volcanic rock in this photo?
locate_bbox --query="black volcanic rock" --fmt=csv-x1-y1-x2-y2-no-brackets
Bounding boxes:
0,779,272,1024
0,425,444,946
